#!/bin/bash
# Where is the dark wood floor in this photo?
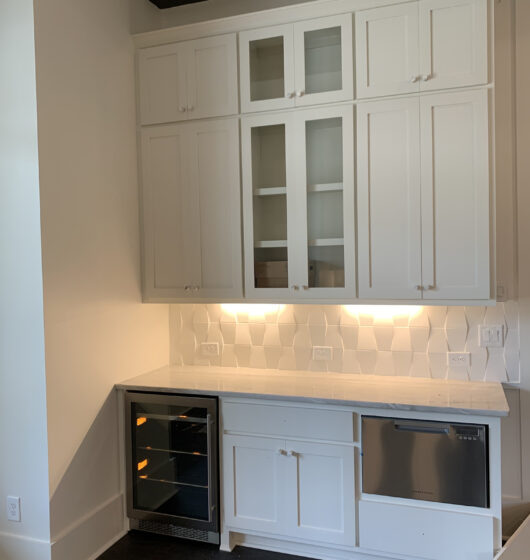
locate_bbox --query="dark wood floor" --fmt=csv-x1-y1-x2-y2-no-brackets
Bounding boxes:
97,531,309,560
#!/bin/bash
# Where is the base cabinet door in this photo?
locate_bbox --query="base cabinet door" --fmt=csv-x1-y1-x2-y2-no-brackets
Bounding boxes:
223,435,287,534
284,441,356,546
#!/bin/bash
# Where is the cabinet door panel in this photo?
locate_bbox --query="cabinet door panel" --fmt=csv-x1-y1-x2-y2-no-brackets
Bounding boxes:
357,98,422,299
294,14,353,106
223,435,287,534
141,125,200,299
186,34,238,120
285,441,356,546
139,44,187,125
420,90,490,299
419,0,488,91
239,25,296,113
241,113,297,298
296,105,356,298
356,4,419,98
187,119,242,299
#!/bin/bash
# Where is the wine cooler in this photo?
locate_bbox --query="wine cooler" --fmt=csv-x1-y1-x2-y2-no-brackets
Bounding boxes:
125,392,219,544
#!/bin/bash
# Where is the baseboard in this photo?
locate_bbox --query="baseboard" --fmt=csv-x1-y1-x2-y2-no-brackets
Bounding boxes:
51,493,125,560
0,530,51,560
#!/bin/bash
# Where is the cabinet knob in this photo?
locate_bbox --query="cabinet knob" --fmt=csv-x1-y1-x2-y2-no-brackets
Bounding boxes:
422,74,432,81
415,285,423,291
296,90,305,97
276,449,287,456
410,75,420,83
288,450,299,458
184,285,190,292
303,285,309,290
285,91,295,99
187,105,194,111
291,285,299,291
425,284,435,290
178,106,187,112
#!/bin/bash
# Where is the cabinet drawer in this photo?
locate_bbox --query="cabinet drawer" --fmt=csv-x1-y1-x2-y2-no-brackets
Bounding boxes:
359,500,492,560
222,401,354,442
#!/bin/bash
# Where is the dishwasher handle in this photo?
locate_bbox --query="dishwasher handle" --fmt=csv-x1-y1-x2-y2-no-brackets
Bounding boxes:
394,421,450,435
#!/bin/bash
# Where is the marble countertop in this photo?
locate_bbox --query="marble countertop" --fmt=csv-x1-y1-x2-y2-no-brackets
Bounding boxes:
116,365,509,417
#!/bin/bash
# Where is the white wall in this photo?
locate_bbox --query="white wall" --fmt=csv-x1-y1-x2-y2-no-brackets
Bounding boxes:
33,0,169,558
0,1,51,559
130,0,316,33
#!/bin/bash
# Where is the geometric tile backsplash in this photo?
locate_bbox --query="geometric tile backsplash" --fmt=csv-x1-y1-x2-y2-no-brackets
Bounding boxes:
169,302,520,383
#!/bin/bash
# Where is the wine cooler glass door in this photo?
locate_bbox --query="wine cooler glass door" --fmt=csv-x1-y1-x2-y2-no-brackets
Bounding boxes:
126,392,218,533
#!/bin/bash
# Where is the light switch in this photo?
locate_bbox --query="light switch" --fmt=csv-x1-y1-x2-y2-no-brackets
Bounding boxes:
312,346,332,361
479,325,504,348
200,342,219,356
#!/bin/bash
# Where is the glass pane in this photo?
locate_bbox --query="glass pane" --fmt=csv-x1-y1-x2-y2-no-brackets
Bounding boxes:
306,117,344,288
251,124,288,288
250,36,285,101
304,26,342,95
131,401,210,520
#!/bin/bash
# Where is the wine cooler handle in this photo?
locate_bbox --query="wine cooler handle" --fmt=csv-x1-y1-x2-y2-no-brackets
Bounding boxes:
206,413,213,522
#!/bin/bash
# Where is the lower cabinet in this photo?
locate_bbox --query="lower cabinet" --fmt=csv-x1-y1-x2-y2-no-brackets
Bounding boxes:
223,434,356,546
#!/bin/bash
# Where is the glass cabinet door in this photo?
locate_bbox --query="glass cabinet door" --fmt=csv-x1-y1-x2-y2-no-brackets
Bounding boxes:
126,393,218,530
296,105,355,297
241,114,297,298
239,25,295,113
293,14,354,107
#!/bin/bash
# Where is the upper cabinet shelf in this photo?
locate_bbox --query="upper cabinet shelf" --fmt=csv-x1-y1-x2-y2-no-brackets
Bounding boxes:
239,14,354,113
355,0,488,99
138,33,238,125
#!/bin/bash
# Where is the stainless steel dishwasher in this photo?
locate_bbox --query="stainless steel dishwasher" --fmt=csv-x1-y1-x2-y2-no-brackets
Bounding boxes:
362,416,489,508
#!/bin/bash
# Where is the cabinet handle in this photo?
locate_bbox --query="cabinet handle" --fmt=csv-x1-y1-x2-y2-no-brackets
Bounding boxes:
188,105,194,111
184,285,190,292
415,285,423,291
288,450,299,458
302,285,309,290
178,106,187,112
296,90,305,97
424,284,435,291
276,449,287,456
285,91,295,99
410,75,420,83
291,285,299,291
422,74,432,81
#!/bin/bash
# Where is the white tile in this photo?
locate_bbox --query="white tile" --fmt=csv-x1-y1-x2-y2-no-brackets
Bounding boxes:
465,334,487,382
206,323,224,347
235,344,251,367
447,365,469,381
392,351,413,376
308,308,327,327
504,300,519,330
391,328,412,352
249,322,266,346
169,305,182,332
278,323,296,346
294,347,311,370
357,310,374,326
324,305,342,326
263,324,281,347
374,326,394,351
358,326,377,351
220,320,236,344
193,305,210,327
485,347,508,382
328,347,344,373
340,325,358,349
309,323,327,346
484,305,508,331
293,325,312,348
409,307,429,328
235,323,251,345
464,306,486,329
446,328,467,352
427,328,448,353
264,346,282,369
193,322,209,342
236,310,249,323
278,347,296,370
428,353,447,379
293,305,310,325
342,350,360,373
221,344,237,367
374,351,395,376
249,346,267,369
410,353,431,378
325,325,343,349
504,328,520,383
278,305,296,324
180,304,196,328
206,304,223,323
340,308,360,326
357,350,377,374
426,306,447,328
308,359,327,372
445,307,468,331
410,327,430,352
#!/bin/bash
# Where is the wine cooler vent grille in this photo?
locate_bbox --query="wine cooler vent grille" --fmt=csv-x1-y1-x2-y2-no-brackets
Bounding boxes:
136,519,210,542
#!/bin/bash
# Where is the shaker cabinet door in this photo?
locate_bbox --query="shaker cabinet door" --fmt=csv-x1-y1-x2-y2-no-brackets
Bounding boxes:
357,98,422,299
185,34,238,120
139,43,188,125
420,89,490,300
355,3,420,99
419,0,488,91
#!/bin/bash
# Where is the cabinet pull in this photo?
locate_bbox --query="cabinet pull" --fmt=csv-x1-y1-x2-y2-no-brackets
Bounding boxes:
422,74,432,81
285,91,295,99
410,75,419,83
188,105,194,111
302,285,309,290
424,284,435,291
291,285,299,291
184,285,191,292
178,106,187,112
288,450,299,458
296,90,305,97
415,285,423,291
276,449,287,456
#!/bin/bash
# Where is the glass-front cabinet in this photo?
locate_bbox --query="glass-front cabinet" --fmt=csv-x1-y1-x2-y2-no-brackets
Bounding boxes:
239,15,353,113
241,105,355,299
126,392,219,543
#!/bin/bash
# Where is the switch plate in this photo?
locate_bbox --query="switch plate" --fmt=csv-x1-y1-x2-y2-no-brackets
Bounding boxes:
313,346,333,361
479,325,504,348
7,496,20,522
447,352,471,367
200,342,219,357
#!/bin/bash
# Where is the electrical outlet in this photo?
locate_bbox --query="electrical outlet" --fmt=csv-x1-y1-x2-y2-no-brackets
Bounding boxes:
200,342,219,357
447,352,471,367
479,325,504,348
7,496,20,522
312,346,332,361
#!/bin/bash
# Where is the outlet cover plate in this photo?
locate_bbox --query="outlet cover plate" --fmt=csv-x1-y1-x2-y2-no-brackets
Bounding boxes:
447,352,471,367
200,342,219,357
313,346,333,361
7,496,20,522
479,325,504,348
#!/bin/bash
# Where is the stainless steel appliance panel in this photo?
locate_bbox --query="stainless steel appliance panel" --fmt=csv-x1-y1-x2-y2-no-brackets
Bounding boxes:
362,416,489,508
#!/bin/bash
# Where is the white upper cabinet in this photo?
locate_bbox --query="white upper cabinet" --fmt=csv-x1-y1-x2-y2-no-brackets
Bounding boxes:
141,119,242,301
355,4,420,99
242,106,355,300
357,89,490,301
139,33,238,124
420,89,490,300
357,98,422,299
239,15,353,113
356,0,488,98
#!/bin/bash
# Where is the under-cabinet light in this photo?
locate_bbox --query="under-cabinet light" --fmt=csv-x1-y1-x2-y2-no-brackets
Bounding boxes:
343,305,422,320
221,304,285,317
